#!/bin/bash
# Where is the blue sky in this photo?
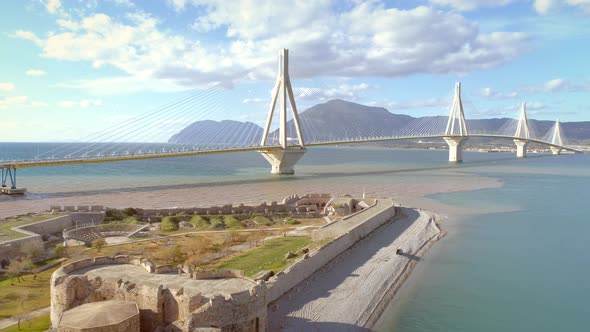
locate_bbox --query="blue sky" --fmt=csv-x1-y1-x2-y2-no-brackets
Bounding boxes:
1,0,589,142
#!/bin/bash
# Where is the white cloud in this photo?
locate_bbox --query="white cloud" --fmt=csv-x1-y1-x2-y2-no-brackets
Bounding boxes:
26,69,47,77
541,78,590,92
55,76,188,95
167,0,187,12
109,0,135,7
45,0,62,14
0,96,48,109
534,0,590,14
0,96,28,109
59,99,103,108
18,3,529,93
293,83,370,102
480,87,519,99
429,0,513,11
15,30,43,46
0,82,15,91
534,0,558,14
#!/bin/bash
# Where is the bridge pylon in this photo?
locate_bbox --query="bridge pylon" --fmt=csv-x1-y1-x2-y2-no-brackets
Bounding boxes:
513,102,531,158
259,49,306,174
550,119,564,155
443,82,469,162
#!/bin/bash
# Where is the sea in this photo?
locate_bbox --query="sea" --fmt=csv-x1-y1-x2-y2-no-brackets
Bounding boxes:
1,142,589,331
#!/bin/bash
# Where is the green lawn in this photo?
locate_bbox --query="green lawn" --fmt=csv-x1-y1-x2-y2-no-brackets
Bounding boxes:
0,266,59,320
0,313,50,332
211,236,312,277
0,213,63,242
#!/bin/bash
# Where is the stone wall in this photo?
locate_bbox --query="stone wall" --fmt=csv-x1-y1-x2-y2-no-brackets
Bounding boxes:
266,199,396,303
18,215,73,236
0,235,43,263
51,256,267,332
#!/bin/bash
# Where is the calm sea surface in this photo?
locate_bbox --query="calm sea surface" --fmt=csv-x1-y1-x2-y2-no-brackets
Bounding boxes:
2,143,589,331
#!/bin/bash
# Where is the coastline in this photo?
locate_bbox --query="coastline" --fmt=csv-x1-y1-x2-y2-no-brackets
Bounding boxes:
268,207,443,331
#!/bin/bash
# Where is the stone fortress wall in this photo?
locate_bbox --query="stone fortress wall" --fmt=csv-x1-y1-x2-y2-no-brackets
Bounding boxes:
50,197,401,331
51,256,266,331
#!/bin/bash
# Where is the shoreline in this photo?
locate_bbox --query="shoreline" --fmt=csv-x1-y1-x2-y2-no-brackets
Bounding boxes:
268,207,443,331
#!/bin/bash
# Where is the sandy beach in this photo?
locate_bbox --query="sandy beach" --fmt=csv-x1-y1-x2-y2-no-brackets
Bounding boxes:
0,168,504,220
268,208,442,331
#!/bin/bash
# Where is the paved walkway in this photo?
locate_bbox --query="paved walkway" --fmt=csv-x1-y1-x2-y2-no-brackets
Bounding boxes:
0,306,50,330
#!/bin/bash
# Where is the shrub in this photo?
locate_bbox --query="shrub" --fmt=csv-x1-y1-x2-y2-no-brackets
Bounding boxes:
92,238,107,252
190,215,210,230
253,215,273,226
123,207,138,216
209,217,225,230
55,244,66,258
21,240,44,261
161,216,180,232
223,216,244,229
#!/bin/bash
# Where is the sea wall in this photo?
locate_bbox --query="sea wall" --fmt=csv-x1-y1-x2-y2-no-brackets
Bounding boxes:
266,199,396,303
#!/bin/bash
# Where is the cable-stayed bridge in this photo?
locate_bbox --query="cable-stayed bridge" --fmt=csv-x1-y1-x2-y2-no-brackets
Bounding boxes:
0,49,581,194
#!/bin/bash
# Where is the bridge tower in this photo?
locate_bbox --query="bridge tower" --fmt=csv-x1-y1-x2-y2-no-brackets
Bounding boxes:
549,119,564,155
513,102,531,158
443,82,469,162
259,49,306,174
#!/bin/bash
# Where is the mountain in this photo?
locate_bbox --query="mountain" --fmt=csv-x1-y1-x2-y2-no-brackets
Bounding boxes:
168,120,263,146
168,99,590,145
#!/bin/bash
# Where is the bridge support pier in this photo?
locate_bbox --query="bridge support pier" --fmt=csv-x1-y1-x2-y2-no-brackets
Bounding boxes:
444,137,467,162
550,147,562,155
260,148,306,174
513,139,529,158
0,167,26,195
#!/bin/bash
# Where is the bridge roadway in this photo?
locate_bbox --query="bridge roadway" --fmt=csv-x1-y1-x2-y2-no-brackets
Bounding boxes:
0,134,580,170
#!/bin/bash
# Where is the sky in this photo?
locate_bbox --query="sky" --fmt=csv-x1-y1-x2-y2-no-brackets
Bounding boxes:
0,0,589,142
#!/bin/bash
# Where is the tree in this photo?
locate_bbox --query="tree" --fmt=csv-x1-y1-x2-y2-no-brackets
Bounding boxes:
92,238,107,252
161,216,180,232
20,240,44,261
55,244,67,258
7,258,32,284
13,292,31,331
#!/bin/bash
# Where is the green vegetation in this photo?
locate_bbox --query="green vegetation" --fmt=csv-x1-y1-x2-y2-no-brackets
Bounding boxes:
283,217,300,225
0,313,51,332
211,236,312,277
161,216,180,232
190,215,210,230
0,213,63,242
0,266,59,319
253,215,273,226
209,217,224,230
223,216,244,229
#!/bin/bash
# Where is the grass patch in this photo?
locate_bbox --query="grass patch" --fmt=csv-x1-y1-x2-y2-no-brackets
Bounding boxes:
223,216,243,229
190,215,210,230
209,217,224,230
0,213,63,242
211,236,311,277
0,313,51,332
0,266,60,320
252,216,273,226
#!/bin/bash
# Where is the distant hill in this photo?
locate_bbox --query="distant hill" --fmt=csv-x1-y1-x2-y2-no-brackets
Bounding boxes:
169,99,590,145
168,120,262,146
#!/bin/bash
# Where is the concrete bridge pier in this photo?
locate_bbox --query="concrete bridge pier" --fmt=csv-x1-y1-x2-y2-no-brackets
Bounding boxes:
444,136,467,162
550,147,562,155
513,139,529,158
260,148,306,174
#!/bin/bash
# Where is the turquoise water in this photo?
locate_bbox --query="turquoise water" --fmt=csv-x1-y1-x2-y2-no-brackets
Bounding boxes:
376,154,590,332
